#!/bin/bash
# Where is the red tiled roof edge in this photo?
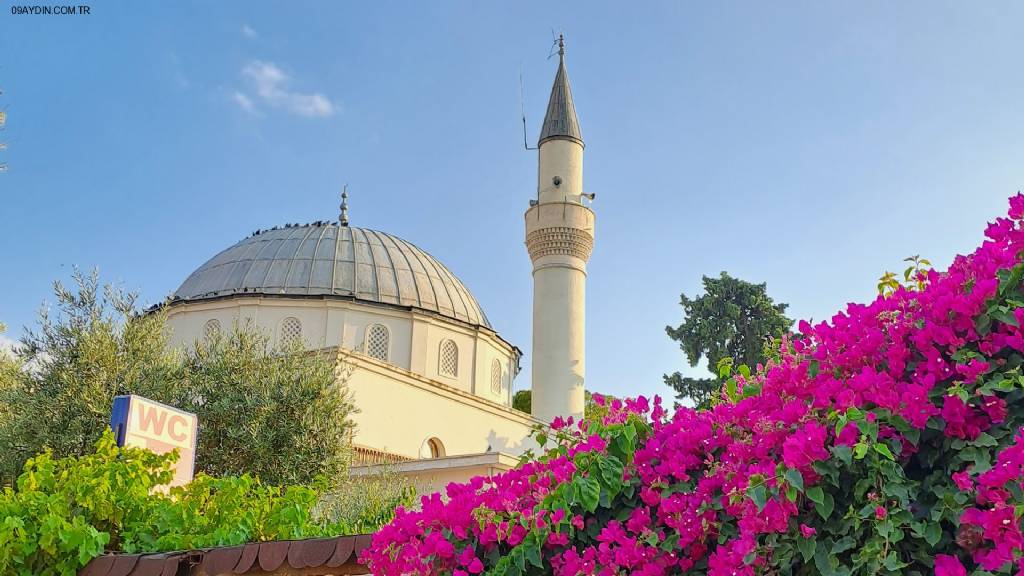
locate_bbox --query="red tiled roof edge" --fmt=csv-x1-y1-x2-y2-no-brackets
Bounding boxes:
79,533,373,576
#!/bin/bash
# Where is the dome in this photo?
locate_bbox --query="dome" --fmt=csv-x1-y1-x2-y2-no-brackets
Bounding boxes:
172,223,491,328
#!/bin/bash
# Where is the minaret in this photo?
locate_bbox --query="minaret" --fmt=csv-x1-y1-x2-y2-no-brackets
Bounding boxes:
526,35,594,423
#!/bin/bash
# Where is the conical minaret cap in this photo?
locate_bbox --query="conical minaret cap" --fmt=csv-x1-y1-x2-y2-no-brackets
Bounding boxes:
538,35,583,147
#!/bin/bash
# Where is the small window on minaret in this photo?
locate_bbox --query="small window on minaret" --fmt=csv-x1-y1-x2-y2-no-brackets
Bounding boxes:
439,339,458,377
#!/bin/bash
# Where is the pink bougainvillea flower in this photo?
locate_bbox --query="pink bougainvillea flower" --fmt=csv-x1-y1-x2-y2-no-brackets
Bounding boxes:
952,469,974,491
934,554,967,576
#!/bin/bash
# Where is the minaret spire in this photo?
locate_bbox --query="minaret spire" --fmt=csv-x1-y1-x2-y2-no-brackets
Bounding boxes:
339,185,349,227
538,34,582,147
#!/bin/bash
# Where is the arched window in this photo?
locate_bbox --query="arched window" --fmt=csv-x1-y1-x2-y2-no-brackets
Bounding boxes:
365,324,390,362
203,319,222,342
420,437,446,459
439,339,458,377
279,317,302,348
490,359,501,394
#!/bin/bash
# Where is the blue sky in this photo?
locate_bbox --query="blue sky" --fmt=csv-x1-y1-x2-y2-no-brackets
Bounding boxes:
1,2,1022,401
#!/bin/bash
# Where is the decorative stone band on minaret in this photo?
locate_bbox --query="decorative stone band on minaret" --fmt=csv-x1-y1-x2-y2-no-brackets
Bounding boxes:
525,226,594,261
527,35,593,424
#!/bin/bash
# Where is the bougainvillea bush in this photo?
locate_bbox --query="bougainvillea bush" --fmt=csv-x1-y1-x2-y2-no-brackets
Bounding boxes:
364,195,1024,576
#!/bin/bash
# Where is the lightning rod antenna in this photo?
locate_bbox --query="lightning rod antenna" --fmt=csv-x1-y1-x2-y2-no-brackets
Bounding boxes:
520,67,537,151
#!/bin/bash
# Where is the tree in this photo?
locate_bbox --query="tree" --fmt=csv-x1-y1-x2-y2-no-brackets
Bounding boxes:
664,271,792,407
0,269,356,486
512,389,532,413
170,329,356,485
510,389,612,419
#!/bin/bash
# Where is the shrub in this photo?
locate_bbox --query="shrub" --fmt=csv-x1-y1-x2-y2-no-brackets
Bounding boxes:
0,430,410,576
363,194,1024,575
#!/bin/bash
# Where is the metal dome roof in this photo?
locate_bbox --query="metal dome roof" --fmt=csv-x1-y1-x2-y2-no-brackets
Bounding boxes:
172,223,491,328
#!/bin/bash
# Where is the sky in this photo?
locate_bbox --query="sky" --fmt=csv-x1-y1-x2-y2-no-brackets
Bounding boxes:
1,2,1023,402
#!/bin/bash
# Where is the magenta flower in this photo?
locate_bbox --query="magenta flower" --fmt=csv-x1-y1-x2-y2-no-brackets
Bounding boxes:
934,554,967,576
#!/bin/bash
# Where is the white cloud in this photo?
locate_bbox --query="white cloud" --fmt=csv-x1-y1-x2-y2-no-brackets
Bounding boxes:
233,91,256,114
238,60,337,118
242,24,258,39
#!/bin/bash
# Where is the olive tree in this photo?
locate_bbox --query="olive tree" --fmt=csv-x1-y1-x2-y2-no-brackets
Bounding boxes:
0,269,356,486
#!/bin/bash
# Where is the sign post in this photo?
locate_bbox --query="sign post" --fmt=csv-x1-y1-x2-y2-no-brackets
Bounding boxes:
110,395,198,488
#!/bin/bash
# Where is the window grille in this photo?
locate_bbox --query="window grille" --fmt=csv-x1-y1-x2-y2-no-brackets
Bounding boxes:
203,319,222,341
439,339,458,377
490,359,501,394
366,324,389,361
279,317,302,348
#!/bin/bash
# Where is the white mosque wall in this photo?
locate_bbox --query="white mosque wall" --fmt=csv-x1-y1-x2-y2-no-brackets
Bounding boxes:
345,356,539,460
163,296,519,410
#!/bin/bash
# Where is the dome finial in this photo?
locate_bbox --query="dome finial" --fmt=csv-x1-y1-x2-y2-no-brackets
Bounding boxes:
339,185,349,227
558,33,565,59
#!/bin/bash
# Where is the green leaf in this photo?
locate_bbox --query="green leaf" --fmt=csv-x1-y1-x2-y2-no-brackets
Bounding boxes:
972,432,998,447
524,538,543,568
808,359,820,378
749,484,768,512
576,477,600,513
831,536,855,554
976,313,993,335
797,537,816,563
993,308,1020,327
815,493,835,520
831,445,853,466
784,468,804,492
806,486,825,505
924,522,941,546
785,484,798,502
874,443,895,461
853,442,869,460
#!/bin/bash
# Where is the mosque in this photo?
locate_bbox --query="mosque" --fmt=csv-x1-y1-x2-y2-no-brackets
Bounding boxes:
162,38,594,491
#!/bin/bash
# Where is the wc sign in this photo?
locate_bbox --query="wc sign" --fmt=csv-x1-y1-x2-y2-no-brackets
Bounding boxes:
110,395,198,487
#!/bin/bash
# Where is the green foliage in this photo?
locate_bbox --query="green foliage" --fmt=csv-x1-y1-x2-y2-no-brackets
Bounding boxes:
317,474,418,535
513,389,532,413
0,269,356,486
664,271,793,407
878,254,933,295
498,411,651,575
0,270,180,484
510,389,614,420
171,330,356,484
0,430,408,576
